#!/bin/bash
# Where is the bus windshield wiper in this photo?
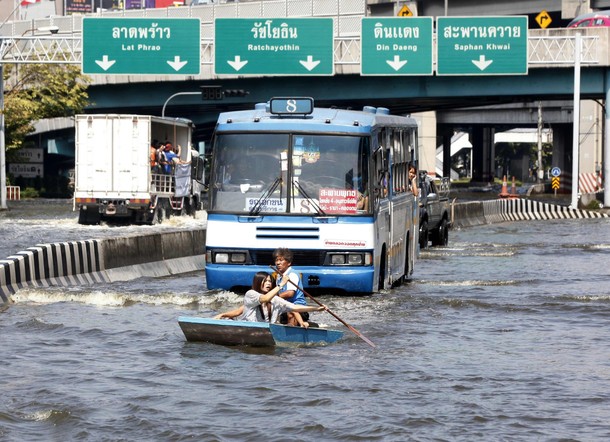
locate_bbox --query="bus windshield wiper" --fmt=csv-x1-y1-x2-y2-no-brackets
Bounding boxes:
249,176,283,215
292,180,326,216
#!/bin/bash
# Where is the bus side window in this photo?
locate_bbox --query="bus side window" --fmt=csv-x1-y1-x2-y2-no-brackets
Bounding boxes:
375,130,389,198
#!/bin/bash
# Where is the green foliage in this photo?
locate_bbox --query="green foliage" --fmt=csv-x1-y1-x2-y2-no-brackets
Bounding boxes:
495,141,553,177
19,187,40,199
585,199,602,210
3,63,90,150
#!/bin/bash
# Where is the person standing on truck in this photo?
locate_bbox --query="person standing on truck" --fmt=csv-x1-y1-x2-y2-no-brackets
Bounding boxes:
157,142,170,173
409,165,419,197
150,140,160,172
162,142,179,174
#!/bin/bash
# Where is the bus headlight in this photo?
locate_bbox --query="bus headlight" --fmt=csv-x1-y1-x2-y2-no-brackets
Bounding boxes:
328,252,372,266
348,254,363,265
230,253,247,263
215,253,230,263
208,250,249,264
330,254,346,265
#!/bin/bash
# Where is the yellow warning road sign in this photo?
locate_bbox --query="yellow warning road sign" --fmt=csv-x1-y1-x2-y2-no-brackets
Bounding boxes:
398,5,413,17
551,176,560,190
536,10,552,28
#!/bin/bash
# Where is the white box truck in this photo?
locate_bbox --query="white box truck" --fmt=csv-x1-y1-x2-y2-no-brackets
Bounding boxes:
74,114,206,225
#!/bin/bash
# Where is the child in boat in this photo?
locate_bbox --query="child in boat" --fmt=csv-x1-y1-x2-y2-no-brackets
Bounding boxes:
214,272,326,326
272,247,311,327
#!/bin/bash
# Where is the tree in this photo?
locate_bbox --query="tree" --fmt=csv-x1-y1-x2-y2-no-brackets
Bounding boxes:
3,63,90,151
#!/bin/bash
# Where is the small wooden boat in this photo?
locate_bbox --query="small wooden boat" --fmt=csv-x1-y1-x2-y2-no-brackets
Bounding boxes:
178,316,344,347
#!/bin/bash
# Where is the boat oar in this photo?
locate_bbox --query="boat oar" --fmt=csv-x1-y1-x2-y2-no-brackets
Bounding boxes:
270,265,376,348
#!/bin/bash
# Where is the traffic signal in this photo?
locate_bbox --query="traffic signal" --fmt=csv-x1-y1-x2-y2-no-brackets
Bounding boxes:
200,86,250,100
200,85,223,100
223,89,250,98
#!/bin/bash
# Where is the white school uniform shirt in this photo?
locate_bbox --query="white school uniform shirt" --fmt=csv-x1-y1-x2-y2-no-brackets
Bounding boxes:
242,290,296,323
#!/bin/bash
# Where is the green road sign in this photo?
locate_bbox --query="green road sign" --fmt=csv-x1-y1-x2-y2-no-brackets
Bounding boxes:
82,18,201,75
214,18,334,75
437,16,528,75
361,17,433,76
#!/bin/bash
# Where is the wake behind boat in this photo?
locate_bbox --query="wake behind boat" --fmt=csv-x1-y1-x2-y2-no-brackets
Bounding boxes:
178,316,344,347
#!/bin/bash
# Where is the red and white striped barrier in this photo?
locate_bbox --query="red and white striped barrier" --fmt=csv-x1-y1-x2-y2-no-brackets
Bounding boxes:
6,186,20,200
579,172,603,194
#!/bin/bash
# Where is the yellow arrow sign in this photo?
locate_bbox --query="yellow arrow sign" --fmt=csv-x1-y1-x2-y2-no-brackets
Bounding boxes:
536,10,552,28
398,5,413,17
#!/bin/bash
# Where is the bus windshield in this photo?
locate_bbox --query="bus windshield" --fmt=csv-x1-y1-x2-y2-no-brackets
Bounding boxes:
210,133,370,215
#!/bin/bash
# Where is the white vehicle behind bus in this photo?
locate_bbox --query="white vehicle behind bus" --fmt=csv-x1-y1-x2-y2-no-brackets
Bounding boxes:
73,114,206,225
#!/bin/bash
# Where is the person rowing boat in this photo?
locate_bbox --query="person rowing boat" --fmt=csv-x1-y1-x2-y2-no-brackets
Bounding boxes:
214,272,327,327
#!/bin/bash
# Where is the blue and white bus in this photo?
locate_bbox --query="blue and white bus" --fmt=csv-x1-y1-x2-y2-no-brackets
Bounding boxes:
205,97,419,294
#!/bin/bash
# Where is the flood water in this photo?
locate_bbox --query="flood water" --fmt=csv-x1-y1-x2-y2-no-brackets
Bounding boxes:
2,200,610,440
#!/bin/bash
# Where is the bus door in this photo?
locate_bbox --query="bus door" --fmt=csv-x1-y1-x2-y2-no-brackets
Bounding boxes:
374,133,391,290
387,129,408,286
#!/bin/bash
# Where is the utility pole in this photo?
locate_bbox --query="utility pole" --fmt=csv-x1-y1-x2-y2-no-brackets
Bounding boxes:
571,33,582,210
1,61,6,209
537,101,543,183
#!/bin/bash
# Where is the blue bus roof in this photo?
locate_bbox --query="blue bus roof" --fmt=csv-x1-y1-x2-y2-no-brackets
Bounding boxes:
215,103,418,134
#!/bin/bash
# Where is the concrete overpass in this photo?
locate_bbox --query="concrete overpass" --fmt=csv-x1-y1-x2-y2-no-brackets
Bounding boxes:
1,0,610,206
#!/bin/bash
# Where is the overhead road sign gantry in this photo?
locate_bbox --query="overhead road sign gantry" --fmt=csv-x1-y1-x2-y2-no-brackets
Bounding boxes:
214,18,334,76
436,16,528,75
82,18,201,75
361,17,433,76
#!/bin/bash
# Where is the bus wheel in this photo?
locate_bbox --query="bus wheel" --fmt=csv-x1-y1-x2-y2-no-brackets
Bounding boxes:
378,247,388,291
403,237,411,282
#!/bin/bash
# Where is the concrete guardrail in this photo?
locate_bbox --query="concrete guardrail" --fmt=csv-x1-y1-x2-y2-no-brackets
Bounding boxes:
1,199,606,309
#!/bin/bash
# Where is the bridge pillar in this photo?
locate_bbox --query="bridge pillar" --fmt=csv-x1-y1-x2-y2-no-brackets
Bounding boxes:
441,130,452,178
470,126,495,183
552,124,572,190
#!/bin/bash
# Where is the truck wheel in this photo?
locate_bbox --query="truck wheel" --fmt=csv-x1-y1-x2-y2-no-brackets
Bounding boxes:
161,199,171,219
78,208,100,225
432,218,449,247
419,219,429,249
184,197,196,217
157,205,167,224
146,205,163,225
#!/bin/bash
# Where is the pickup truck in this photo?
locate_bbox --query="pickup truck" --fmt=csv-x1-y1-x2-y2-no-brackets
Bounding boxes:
418,172,451,248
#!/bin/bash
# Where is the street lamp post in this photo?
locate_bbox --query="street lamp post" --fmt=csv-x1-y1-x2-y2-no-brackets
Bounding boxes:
161,92,201,118
1,0,37,210
1,58,7,209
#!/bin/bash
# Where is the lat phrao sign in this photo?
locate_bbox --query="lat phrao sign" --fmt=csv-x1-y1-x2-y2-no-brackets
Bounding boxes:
82,17,201,75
